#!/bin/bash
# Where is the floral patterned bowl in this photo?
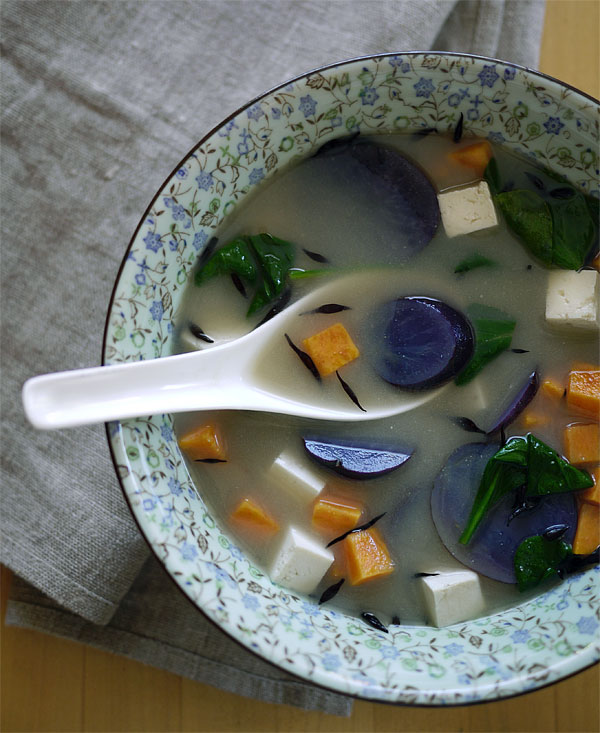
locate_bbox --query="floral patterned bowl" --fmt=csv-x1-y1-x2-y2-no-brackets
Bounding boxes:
104,53,599,704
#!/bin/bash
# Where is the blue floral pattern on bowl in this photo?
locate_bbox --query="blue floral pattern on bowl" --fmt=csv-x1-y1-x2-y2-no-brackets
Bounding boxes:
104,53,599,705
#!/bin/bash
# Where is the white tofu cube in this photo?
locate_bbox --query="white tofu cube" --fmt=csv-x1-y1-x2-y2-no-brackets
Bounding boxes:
420,570,485,627
438,181,498,238
268,450,325,502
268,525,334,594
545,269,599,330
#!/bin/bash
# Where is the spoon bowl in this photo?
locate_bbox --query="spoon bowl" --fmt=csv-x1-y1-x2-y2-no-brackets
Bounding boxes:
22,269,448,429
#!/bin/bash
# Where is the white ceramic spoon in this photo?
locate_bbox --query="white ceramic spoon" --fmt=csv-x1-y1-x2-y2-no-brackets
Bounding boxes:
22,270,447,429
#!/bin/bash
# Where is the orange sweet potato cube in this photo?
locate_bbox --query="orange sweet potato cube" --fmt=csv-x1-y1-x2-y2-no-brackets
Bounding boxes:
563,423,600,466
178,423,227,461
572,361,599,371
231,498,279,535
312,497,362,535
520,411,550,429
573,501,600,555
448,141,493,177
591,252,600,272
540,378,564,401
343,528,394,586
302,323,359,377
579,466,600,506
566,369,600,418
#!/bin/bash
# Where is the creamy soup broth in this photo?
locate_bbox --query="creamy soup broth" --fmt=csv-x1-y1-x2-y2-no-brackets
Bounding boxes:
173,132,598,625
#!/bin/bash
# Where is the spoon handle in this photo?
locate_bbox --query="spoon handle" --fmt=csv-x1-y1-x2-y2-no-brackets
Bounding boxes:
21,347,253,429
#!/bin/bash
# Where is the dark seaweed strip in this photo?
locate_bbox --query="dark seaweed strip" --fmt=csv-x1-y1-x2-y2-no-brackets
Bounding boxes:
230,272,247,298
452,416,486,434
527,265,533,270
500,425,507,447
326,512,386,548
189,323,214,343
361,612,388,633
413,572,440,578
507,485,542,524
550,187,575,200
336,371,366,412
412,127,436,140
507,483,526,523
500,180,515,193
194,458,227,464
557,545,600,578
195,236,219,269
284,333,321,382
542,524,568,542
253,288,292,329
300,303,351,315
525,172,545,190
391,615,402,626
511,348,530,354
453,112,464,143
302,248,330,264
318,578,345,605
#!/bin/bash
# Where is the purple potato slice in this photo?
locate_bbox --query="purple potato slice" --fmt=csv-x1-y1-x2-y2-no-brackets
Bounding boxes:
303,437,412,479
312,138,440,256
486,370,540,434
366,297,474,390
431,442,577,583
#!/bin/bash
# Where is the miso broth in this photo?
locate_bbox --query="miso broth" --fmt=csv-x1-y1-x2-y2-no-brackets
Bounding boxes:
174,131,599,627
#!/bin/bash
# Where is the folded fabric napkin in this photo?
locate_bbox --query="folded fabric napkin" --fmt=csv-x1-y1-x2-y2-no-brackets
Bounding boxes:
1,0,546,716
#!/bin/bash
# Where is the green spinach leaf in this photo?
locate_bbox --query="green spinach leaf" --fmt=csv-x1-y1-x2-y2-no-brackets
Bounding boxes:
549,192,597,270
483,156,502,196
483,157,598,270
495,189,553,265
455,304,516,386
514,535,572,592
459,457,526,544
195,233,295,316
454,253,497,274
585,194,599,229
245,234,295,315
195,237,258,285
493,436,529,466
288,268,332,280
460,434,593,545
525,433,594,497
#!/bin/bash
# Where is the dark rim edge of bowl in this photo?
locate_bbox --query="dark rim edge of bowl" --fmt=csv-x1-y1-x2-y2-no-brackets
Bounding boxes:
101,51,600,706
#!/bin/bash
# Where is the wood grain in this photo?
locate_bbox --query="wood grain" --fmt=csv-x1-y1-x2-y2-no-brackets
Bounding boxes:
540,0,599,97
2,3,599,731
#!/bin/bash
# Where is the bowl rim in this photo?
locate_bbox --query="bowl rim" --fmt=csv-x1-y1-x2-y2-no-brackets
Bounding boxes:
102,50,600,706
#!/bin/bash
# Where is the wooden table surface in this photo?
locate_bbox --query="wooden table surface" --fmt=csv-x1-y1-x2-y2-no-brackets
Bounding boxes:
2,2,599,731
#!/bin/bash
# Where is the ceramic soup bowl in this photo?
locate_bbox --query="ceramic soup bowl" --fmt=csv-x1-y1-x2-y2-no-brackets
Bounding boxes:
104,53,599,704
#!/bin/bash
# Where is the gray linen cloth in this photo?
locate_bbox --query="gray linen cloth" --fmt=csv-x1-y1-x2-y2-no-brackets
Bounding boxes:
1,0,545,715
